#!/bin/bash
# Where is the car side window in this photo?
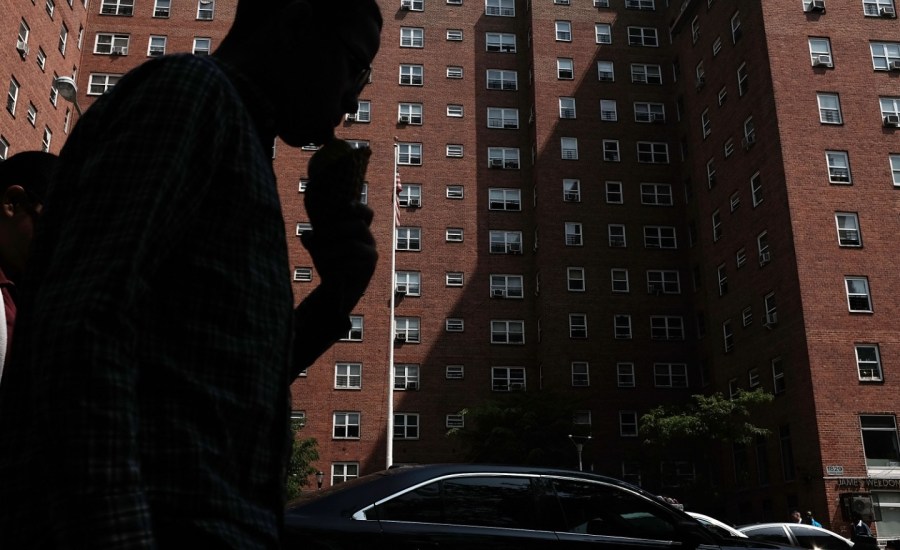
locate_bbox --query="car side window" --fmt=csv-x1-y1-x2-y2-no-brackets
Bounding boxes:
744,526,792,545
375,476,541,530
550,478,678,540
788,525,849,550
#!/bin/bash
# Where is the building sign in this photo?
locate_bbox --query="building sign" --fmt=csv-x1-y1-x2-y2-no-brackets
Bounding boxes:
835,477,900,489
826,465,844,476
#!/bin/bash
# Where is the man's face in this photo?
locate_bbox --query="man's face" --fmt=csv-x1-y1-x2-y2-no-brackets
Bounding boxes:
275,11,381,146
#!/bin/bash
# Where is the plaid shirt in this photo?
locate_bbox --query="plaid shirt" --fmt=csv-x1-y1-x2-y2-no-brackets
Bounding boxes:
0,55,293,548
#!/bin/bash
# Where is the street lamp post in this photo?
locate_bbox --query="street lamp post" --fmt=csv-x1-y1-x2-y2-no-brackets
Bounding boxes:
568,434,592,472
53,75,82,115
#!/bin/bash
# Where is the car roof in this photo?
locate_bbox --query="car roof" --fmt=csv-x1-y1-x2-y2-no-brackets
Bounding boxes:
739,523,853,543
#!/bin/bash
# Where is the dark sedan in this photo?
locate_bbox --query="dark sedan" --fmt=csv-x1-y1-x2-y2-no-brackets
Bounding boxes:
284,464,802,549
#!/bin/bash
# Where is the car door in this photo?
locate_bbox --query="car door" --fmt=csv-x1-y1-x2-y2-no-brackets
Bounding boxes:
786,525,852,550
374,474,559,549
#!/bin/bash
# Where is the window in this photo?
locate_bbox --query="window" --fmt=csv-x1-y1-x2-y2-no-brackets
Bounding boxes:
492,367,526,391
644,226,676,249
731,11,742,42
818,93,842,124
26,103,37,126
446,272,465,287
603,140,620,162
892,155,900,187
87,73,121,95
880,97,900,123
36,48,47,70
863,0,897,16
101,0,134,15
654,363,688,387
487,147,519,169
701,109,711,137
690,16,700,43
293,267,312,282
559,97,576,119
489,231,522,254
826,151,851,183
742,306,753,327
764,293,778,327
611,268,629,293
333,412,360,439
340,316,363,342
487,107,519,129
617,363,635,388
626,0,655,8
446,365,464,379
154,0,171,17
599,100,617,122
619,411,638,437
350,100,370,123
737,62,749,96
488,188,521,211
859,415,900,468
758,231,770,264
197,0,214,20
557,58,574,79
17,20,30,54
395,271,421,296
712,210,722,241
486,32,516,52
396,227,422,251
718,264,728,296
394,413,420,440
397,143,422,165
614,314,632,339
41,127,52,152
595,23,612,44
561,137,579,160
751,172,763,206
446,185,464,199
446,414,464,428
606,181,623,204
447,29,463,41
736,249,748,269
490,274,524,298
845,276,872,312
335,363,362,389
647,270,680,294
397,184,422,208
651,317,684,341
447,104,463,117
58,23,68,55
641,183,672,206
569,314,587,338
637,142,669,163
565,222,583,246
718,86,728,105
567,267,585,291
486,0,515,16
635,102,665,123
403,0,424,9
486,69,517,90
627,26,658,47
332,463,359,485
399,64,424,85
555,21,572,41
856,345,883,382
609,224,626,247
870,42,900,71
445,318,464,332
398,103,423,125
7,78,19,116
597,61,614,81
193,37,211,55
723,320,734,352
571,362,589,387
632,63,662,84
772,358,785,394
491,320,524,344
445,228,464,242
563,179,581,202
148,36,166,56
835,213,861,246
743,117,756,148
809,37,833,67
395,317,421,344
401,27,424,48
447,66,463,79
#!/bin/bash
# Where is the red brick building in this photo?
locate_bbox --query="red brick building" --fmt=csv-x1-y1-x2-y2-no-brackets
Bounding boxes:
2,0,898,540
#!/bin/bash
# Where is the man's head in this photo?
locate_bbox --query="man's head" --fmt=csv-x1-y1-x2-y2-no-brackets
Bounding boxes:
218,0,382,146
0,151,57,278
790,510,802,523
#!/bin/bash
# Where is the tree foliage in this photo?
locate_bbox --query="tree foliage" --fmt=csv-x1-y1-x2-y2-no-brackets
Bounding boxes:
447,390,585,467
640,389,774,447
285,419,320,500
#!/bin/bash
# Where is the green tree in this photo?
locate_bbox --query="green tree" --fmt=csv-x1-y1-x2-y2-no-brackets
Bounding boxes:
447,390,585,467
285,418,319,500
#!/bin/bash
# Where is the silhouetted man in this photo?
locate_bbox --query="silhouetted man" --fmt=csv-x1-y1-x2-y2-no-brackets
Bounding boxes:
0,1,381,547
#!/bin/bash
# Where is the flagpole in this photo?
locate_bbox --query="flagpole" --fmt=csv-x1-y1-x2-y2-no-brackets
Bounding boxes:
386,142,399,469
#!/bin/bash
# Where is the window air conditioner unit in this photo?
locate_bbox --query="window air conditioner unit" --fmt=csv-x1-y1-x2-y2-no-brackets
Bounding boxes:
16,40,29,56
851,496,875,519
884,114,900,127
491,289,506,298
405,381,419,390
111,46,127,55
345,113,356,121
398,115,410,124
880,6,896,17
759,251,772,265
407,197,421,207
889,60,900,71
506,243,522,254
396,284,408,295
564,192,579,202
610,238,626,247
508,383,525,391
394,334,407,343
812,55,833,67
490,158,504,168
400,0,412,9
763,312,778,328
806,0,825,12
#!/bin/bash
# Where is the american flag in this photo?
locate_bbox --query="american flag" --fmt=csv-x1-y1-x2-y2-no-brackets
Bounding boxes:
393,171,402,227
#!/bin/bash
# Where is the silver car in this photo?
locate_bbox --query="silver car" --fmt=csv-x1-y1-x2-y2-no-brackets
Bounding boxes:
739,523,854,550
